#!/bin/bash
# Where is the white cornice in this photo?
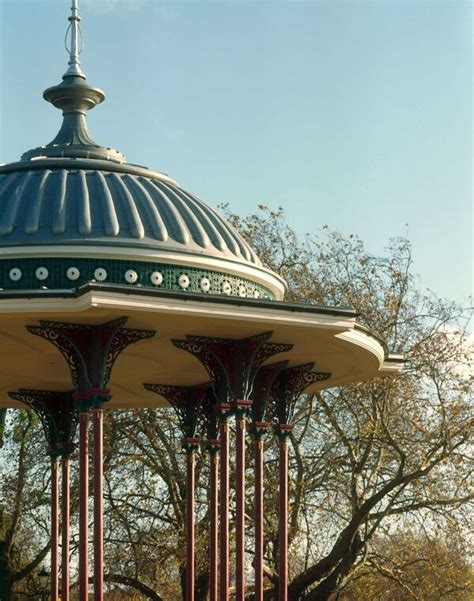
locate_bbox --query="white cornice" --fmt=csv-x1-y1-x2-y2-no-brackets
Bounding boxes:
335,328,387,369
0,290,356,332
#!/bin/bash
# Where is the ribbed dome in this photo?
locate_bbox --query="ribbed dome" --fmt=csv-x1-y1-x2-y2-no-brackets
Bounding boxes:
0,160,261,266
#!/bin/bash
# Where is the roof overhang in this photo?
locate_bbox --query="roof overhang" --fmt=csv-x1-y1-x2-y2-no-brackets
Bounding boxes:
0,285,404,409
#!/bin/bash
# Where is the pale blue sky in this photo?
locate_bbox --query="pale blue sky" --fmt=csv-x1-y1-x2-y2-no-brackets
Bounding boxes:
0,0,472,302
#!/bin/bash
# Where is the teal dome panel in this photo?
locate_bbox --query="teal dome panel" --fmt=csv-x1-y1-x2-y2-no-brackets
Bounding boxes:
0,161,261,267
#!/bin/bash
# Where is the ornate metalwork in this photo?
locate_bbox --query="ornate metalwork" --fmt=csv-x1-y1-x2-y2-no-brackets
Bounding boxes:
103,324,156,386
199,388,221,453
144,383,209,448
252,342,293,378
172,339,229,402
8,389,78,458
250,360,289,425
173,332,292,412
27,317,155,410
270,364,332,433
27,324,81,389
0,257,275,300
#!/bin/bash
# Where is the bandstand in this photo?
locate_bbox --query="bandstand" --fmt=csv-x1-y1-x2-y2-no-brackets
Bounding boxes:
0,3,403,600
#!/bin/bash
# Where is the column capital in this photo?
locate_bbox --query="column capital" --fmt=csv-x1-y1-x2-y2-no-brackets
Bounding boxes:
274,423,294,442
233,398,253,419
214,402,232,421
182,436,202,453
73,389,110,412
248,422,271,439
206,438,221,455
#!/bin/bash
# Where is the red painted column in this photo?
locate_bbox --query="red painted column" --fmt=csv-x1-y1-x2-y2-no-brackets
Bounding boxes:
61,456,70,601
219,414,230,601
254,433,265,601
209,446,219,601
185,447,196,601
79,412,89,601
278,436,289,601
93,408,104,601
235,405,249,601
51,459,59,601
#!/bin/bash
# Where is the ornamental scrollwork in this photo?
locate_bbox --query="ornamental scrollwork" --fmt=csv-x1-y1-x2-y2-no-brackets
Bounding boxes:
250,360,289,424
144,382,209,440
8,389,78,457
269,364,332,426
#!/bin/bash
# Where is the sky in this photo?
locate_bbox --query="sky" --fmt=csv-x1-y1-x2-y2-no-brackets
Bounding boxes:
0,0,472,303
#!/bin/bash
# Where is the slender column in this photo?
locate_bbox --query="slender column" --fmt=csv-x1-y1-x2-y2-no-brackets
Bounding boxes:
278,436,289,601
6,390,79,601
185,447,196,601
24,320,154,600
93,408,104,601
79,412,89,601
254,433,266,601
209,447,219,601
61,457,70,601
235,404,250,601
219,415,230,601
51,459,59,601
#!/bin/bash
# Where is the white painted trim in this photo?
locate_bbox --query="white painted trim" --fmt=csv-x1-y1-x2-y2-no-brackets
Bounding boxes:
335,329,386,368
0,245,287,300
0,289,355,332
379,361,405,374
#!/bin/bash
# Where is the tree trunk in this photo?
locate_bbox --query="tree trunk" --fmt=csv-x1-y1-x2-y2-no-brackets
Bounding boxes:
0,541,12,601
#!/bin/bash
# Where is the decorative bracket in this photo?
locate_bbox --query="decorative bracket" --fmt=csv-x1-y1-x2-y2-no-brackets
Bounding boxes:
143,382,210,451
270,364,332,438
200,389,221,455
172,333,292,415
27,317,155,410
249,360,289,438
8,389,78,458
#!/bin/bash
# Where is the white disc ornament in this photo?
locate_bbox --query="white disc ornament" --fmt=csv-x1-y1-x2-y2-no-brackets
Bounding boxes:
94,268,107,282
9,268,22,282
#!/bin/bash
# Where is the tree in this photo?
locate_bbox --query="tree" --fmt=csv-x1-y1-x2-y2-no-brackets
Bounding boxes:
336,530,474,600
0,410,52,600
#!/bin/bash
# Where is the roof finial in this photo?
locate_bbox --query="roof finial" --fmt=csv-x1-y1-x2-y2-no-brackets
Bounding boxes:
64,0,85,78
20,0,126,163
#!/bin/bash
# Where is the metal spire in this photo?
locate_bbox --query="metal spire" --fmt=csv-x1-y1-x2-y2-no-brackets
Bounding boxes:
20,0,126,163
64,0,85,79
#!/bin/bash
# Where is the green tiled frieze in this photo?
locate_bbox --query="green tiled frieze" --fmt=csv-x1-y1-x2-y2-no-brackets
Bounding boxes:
0,258,274,300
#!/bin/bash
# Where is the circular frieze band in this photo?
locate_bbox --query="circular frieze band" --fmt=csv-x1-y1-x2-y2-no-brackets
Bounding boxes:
1,257,274,299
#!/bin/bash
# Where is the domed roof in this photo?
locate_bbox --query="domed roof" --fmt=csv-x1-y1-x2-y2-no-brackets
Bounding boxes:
0,3,286,300
0,161,261,266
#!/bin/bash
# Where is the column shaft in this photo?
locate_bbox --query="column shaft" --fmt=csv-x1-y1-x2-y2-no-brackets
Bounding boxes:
61,457,70,601
219,419,230,601
209,452,218,601
79,412,89,601
254,438,264,601
235,416,246,601
93,408,104,601
51,459,59,601
278,439,289,601
186,451,195,601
